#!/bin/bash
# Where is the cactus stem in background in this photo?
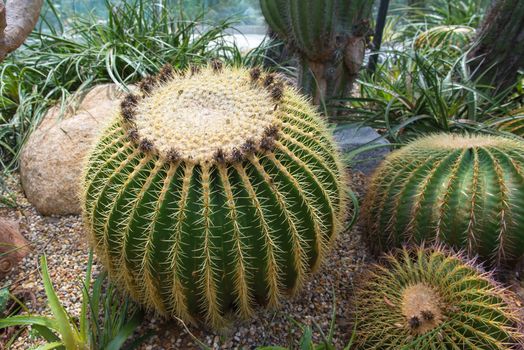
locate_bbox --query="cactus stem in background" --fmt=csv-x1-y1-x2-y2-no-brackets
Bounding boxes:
260,0,374,109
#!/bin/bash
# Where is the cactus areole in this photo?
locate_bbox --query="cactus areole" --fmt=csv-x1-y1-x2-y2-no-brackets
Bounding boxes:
363,133,524,267
81,64,348,328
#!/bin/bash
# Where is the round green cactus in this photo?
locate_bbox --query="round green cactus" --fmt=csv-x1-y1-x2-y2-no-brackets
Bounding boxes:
363,133,524,266
81,64,348,328
353,246,523,349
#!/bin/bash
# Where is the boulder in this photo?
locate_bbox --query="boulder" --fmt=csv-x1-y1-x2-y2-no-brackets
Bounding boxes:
0,219,30,278
20,84,131,216
334,125,391,175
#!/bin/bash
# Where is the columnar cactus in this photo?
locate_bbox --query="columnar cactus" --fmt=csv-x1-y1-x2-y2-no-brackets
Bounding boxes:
363,133,524,267
81,64,348,328
353,246,523,349
259,0,373,105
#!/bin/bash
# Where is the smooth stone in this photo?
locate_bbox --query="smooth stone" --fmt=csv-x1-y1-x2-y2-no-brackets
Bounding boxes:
334,124,391,175
20,84,133,215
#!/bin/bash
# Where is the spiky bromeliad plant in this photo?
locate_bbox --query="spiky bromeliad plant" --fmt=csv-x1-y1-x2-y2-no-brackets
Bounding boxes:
81,63,348,329
259,0,373,105
362,133,524,267
353,246,523,349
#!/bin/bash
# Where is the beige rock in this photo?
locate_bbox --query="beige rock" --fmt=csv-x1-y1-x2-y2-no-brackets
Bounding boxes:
0,219,30,278
20,84,131,216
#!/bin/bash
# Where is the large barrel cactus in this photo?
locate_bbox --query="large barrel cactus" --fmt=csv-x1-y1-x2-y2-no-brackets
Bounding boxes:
81,64,348,328
353,246,523,349
363,133,524,266
259,0,373,105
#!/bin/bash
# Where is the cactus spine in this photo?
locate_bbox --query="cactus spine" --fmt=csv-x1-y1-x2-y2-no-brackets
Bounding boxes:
353,246,523,349
81,64,348,329
259,0,373,106
362,133,524,266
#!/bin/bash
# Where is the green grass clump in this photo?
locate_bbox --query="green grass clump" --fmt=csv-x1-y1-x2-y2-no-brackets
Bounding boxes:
353,246,523,349
0,252,146,349
332,50,522,140
363,133,524,267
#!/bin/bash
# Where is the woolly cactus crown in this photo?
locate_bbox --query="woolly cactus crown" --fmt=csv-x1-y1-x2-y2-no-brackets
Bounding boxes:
122,64,286,164
82,63,348,329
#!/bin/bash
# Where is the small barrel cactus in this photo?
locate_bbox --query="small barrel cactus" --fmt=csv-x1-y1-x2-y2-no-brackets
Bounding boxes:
363,133,524,266
81,64,348,328
353,246,523,349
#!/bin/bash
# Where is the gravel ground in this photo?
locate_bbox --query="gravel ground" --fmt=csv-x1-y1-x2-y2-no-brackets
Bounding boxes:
0,172,370,349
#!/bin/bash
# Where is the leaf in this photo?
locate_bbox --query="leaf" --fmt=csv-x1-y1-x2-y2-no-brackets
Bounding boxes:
0,315,58,330
33,341,65,350
299,326,314,350
32,324,62,344
40,255,84,350
0,287,9,314
105,310,144,350
79,250,94,343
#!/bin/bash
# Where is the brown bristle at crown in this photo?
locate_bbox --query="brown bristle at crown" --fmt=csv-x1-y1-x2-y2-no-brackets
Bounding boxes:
230,148,243,163
250,67,262,82
263,73,275,87
158,63,174,83
139,138,155,153
241,138,257,154
166,148,181,163
211,59,223,72
259,136,276,151
121,106,136,122
120,94,139,121
190,65,201,76
408,316,421,329
213,148,227,164
269,82,284,101
264,125,280,138
421,310,434,321
127,128,139,142
121,93,139,108
139,76,157,95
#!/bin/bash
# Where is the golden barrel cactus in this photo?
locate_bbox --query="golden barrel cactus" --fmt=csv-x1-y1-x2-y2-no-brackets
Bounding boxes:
81,64,348,328
363,133,524,267
353,246,523,349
